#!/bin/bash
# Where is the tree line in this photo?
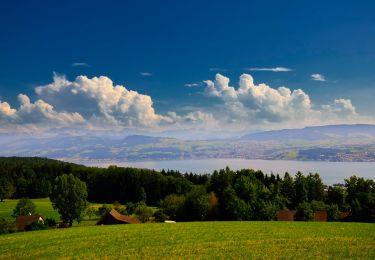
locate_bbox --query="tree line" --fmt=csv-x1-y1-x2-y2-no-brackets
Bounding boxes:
0,157,374,222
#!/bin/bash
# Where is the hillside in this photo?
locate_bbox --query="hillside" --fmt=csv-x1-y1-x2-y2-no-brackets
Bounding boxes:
241,124,375,141
0,222,374,259
1,124,375,162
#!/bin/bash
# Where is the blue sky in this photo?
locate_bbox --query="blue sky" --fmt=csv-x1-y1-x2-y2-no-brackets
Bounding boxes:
1,1,375,134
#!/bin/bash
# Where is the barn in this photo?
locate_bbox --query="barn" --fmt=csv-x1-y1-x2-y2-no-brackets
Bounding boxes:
16,214,45,231
97,209,140,225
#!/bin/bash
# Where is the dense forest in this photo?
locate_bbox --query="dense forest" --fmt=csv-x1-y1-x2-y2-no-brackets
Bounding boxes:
0,157,374,222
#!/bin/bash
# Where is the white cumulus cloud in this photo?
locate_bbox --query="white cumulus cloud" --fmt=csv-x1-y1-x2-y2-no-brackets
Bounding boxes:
0,94,84,125
35,74,167,127
203,73,365,127
311,73,326,81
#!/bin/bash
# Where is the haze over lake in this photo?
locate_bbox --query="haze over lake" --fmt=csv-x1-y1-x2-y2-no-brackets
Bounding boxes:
80,159,375,185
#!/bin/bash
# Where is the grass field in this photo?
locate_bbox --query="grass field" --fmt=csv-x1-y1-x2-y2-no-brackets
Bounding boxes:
0,221,374,259
0,198,101,226
0,198,60,220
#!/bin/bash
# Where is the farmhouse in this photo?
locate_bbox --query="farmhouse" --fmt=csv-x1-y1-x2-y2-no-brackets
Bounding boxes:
16,214,45,231
97,209,140,225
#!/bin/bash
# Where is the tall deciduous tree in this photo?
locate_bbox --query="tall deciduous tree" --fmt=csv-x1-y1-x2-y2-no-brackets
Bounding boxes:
50,174,88,226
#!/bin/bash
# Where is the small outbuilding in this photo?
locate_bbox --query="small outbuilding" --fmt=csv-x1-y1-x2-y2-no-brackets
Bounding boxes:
276,210,296,221
16,214,45,231
313,211,328,221
97,209,140,225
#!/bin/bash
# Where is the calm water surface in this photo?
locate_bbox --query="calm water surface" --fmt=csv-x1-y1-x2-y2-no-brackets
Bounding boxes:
81,159,375,185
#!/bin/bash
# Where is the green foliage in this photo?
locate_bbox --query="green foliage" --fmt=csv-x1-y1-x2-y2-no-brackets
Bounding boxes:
134,203,153,223
327,205,341,222
1,157,375,223
85,207,96,220
160,194,185,220
345,176,375,222
12,197,36,218
50,174,88,226
221,187,250,220
181,186,209,221
296,202,314,221
310,200,328,211
281,172,295,208
0,218,16,234
0,177,15,202
153,209,169,222
44,218,57,227
306,173,325,202
327,186,347,211
125,202,136,215
294,172,308,207
25,221,48,231
96,204,113,217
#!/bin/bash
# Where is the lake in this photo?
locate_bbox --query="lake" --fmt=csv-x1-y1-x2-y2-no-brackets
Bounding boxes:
79,158,375,185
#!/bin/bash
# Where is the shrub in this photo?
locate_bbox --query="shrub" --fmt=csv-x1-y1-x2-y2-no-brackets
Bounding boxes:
0,218,17,234
125,202,136,215
327,204,341,222
44,218,57,227
153,209,169,222
85,207,96,220
96,204,112,217
25,221,47,231
117,207,128,215
311,200,328,211
296,202,314,221
160,194,185,220
134,203,153,223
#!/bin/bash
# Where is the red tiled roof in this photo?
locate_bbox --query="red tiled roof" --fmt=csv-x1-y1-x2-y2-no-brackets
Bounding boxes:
97,209,140,225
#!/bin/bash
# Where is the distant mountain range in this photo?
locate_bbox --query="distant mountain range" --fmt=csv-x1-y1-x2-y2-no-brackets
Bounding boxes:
1,124,375,162
241,124,375,141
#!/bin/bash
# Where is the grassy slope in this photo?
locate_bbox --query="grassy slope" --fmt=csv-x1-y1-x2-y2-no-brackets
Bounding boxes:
0,198,60,220
0,221,374,259
0,198,102,226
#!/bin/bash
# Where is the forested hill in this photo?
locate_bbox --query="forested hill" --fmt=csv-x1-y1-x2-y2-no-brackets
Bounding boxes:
0,156,201,205
0,157,78,167
1,157,374,222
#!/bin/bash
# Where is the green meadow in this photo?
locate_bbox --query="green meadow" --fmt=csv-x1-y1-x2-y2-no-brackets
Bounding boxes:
0,198,60,220
0,221,374,259
0,198,101,225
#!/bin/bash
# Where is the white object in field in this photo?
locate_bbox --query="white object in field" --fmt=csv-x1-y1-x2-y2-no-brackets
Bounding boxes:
164,220,176,223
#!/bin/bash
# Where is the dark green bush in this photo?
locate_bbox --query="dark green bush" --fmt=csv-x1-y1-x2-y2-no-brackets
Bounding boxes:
96,204,112,217
0,218,17,234
44,218,57,227
153,209,169,222
327,204,341,222
25,221,47,231
295,202,314,221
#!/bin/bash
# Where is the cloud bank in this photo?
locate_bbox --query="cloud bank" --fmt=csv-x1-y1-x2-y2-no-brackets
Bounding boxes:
0,73,371,134
203,73,366,127
0,74,214,132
